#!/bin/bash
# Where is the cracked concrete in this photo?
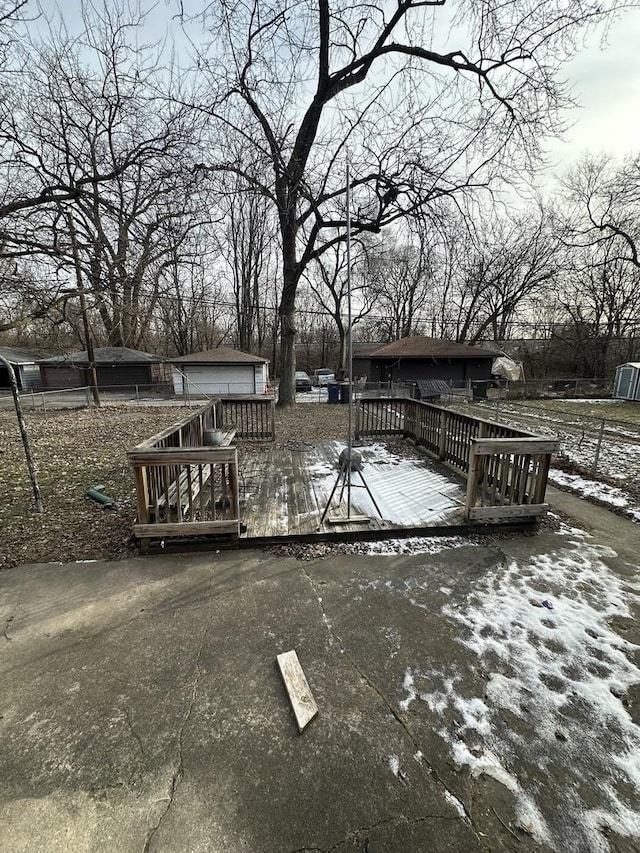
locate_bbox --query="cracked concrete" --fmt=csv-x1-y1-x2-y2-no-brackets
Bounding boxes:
0,497,638,852
144,584,214,852
299,562,483,844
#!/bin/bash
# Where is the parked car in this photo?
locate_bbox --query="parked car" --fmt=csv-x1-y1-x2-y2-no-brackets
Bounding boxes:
295,370,312,392
312,368,336,386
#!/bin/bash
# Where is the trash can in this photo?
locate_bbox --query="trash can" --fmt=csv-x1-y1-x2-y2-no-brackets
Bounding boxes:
339,382,351,404
472,381,487,400
327,382,340,404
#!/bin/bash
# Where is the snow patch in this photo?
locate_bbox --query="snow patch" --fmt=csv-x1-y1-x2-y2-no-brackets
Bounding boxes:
549,470,630,508
399,538,640,851
443,789,467,819
361,536,475,556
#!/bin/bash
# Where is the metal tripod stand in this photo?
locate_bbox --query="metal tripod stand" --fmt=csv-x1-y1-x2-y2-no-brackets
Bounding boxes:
318,449,383,528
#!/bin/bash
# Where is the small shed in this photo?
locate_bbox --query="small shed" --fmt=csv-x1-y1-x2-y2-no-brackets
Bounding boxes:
171,347,270,397
39,347,171,390
0,346,47,390
613,362,640,401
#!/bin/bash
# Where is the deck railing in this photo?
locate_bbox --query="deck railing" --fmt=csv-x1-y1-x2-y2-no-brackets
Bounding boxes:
356,397,558,522
218,395,275,441
128,397,274,543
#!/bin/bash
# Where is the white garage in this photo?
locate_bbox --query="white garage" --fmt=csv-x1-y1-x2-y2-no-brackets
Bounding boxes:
171,347,270,397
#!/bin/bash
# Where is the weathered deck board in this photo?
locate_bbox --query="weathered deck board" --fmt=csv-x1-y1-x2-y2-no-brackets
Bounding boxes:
289,450,314,535
237,440,465,540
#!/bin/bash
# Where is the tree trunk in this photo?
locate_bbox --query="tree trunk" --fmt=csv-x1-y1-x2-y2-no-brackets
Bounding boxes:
276,213,300,407
278,280,297,407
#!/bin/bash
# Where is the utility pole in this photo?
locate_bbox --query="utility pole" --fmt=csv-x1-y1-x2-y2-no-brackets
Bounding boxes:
66,213,100,406
77,279,100,407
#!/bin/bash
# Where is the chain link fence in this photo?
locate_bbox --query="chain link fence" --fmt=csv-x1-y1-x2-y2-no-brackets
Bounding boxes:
448,398,640,480
0,382,277,412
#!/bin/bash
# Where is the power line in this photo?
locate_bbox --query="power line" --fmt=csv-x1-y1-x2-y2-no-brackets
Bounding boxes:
6,279,639,331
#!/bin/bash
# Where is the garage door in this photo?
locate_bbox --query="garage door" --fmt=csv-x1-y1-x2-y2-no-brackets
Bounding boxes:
184,366,255,395
42,366,83,389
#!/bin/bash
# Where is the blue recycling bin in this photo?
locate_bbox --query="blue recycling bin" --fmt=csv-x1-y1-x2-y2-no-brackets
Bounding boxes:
327,382,340,404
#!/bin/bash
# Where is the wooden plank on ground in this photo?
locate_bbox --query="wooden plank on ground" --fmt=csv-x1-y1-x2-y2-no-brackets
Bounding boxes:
261,447,280,536
276,649,318,733
328,514,371,525
289,450,313,534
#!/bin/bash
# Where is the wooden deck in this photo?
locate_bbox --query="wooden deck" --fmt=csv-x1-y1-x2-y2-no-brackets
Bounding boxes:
237,440,467,540
129,398,557,549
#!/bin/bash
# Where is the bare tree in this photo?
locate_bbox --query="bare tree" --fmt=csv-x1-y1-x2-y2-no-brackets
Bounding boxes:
554,153,640,375
0,3,145,230
562,152,640,269
363,222,438,342
181,0,625,405
304,238,375,375
218,174,277,355
1,2,208,345
154,236,234,356
554,239,640,377
451,206,559,343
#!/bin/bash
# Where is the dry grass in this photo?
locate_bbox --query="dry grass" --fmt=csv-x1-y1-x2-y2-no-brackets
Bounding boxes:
0,402,354,568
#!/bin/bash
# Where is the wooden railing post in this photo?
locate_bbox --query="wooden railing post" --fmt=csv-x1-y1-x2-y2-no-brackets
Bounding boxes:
229,451,240,524
406,399,417,440
438,408,448,460
464,440,480,522
533,453,552,504
133,465,149,525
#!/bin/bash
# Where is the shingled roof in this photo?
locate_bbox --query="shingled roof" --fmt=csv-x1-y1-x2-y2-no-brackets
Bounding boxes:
39,347,163,364
365,337,497,359
170,347,268,365
0,346,48,364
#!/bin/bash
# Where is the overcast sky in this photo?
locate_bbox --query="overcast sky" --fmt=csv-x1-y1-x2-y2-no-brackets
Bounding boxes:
538,8,640,183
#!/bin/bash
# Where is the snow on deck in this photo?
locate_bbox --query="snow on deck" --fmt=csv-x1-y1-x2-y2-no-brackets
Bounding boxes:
238,440,466,538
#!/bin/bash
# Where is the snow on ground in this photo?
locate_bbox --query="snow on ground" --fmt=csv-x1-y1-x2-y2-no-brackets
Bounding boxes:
549,470,640,522
295,388,328,403
358,535,475,556
398,530,640,852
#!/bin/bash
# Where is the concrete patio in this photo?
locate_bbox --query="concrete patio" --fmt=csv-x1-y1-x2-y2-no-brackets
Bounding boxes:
1,488,639,852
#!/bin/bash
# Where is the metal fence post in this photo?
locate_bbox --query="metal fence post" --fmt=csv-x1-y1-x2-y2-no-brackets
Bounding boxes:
592,418,605,474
